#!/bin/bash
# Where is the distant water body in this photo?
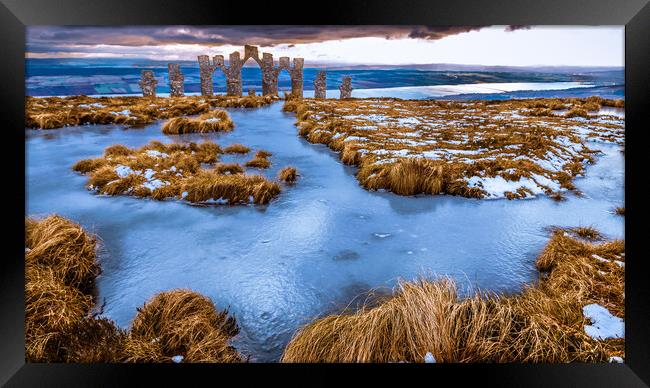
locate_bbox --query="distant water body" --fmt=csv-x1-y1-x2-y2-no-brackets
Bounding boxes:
26,58,624,100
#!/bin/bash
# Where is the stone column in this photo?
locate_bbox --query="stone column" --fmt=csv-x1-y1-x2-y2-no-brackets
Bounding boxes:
290,58,304,98
139,70,158,97
225,52,243,97
261,53,278,96
314,71,326,99
339,76,353,99
168,63,185,97
197,55,217,96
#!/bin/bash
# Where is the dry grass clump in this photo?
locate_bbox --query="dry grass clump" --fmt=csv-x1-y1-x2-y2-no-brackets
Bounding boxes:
73,140,283,205
614,206,624,216
213,163,245,175
26,95,277,130
282,230,624,363
565,108,590,118
278,167,298,183
182,171,280,205
566,226,603,241
161,109,234,134
223,143,251,154
283,96,624,200
124,289,242,363
25,215,127,362
245,150,272,169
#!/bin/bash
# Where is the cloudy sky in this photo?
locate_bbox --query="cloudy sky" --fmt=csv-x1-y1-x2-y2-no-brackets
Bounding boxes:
26,25,624,67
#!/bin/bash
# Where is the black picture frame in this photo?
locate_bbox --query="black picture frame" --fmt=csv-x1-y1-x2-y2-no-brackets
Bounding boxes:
2,0,648,386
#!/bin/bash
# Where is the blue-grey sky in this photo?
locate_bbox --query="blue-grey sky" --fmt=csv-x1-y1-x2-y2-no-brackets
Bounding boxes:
27,25,624,67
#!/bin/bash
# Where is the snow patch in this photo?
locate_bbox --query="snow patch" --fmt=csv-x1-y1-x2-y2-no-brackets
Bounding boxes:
582,303,624,340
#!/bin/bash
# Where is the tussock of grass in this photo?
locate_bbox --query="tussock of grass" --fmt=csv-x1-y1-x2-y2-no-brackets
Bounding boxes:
26,215,244,363
567,226,603,241
26,95,277,130
282,230,624,363
73,140,282,205
566,108,590,118
245,150,272,169
223,143,251,154
213,163,245,175
182,171,280,205
283,96,624,200
25,215,126,362
161,109,234,134
614,206,624,216
124,289,242,363
278,167,298,183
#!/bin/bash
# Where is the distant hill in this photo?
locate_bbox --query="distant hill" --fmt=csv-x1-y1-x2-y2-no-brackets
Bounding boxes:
318,63,623,74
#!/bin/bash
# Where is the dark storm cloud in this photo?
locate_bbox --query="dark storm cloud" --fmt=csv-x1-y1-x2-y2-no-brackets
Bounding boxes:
27,25,530,52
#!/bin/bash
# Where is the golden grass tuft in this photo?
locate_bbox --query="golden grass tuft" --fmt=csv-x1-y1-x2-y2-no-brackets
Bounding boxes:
213,163,245,175
566,108,590,118
282,230,624,363
124,289,242,363
614,206,624,216
568,226,603,241
25,215,99,291
278,167,298,183
245,150,272,169
25,215,127,362
223,143,251,154
161,109,234,134
181,171,280,205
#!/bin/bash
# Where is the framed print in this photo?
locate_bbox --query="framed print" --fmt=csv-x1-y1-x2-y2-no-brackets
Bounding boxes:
1,0,648,386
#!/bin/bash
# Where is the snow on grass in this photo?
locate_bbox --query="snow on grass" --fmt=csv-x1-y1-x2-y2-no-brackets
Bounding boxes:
110,109,131,116
142,179,168,191
465,175,542,198
115,165,135,178
582,303,624,340
145,150,169,158
79,103,105,109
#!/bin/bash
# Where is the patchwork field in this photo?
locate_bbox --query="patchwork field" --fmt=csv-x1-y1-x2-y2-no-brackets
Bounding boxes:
284,97,624,200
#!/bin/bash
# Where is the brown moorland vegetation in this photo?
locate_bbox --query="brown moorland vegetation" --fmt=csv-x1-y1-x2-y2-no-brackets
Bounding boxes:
283,96,624,200
278,167,298,183
223,143,251,154
161,109,234,134
26,95,278,129
73,140,284,205
245,150,273,169
124,289,242,363
26,215,244,363
281,230,624,363
615,206,625,216
25,215,125,362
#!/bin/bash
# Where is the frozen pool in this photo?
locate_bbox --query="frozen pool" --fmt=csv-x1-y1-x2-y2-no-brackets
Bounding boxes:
25,102,624,361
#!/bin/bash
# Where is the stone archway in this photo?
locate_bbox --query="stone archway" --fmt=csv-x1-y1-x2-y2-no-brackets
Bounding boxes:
197,45,304,98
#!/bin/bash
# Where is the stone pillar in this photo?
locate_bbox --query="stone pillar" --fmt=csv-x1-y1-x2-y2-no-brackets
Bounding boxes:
197,55,217,96
225,52,243,97
168,63,185,97
339,76,353,99
139,70,158,97
290,58,304,98
314,71,326,99
261,53,278,96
